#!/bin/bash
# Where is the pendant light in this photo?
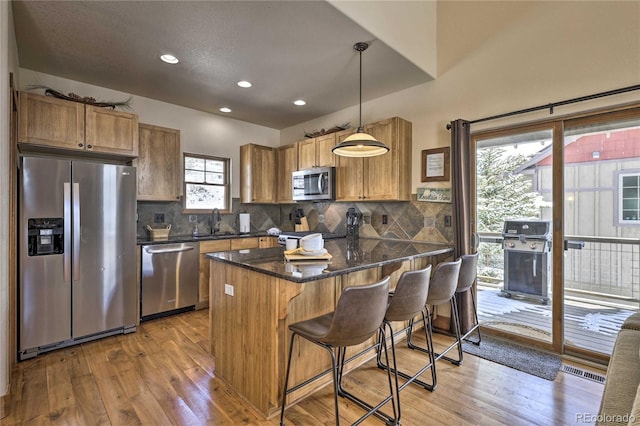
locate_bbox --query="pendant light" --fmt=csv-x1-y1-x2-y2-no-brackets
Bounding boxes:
332,42,389,158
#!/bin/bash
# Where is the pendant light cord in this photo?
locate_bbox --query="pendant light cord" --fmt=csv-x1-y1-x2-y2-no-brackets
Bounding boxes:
358,45,362,130
354,42,368,132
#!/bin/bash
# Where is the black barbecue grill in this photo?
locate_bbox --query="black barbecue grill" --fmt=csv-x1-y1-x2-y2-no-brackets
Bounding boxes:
501,219,552,304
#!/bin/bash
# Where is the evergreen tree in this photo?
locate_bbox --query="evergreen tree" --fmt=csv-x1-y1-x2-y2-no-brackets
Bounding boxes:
476,146,548,277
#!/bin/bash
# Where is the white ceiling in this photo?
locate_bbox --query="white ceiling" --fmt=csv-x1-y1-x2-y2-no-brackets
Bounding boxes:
12,0,433,130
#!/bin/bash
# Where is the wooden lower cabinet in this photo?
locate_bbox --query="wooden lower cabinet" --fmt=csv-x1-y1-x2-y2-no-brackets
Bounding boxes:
259,236,279,248
230,237,260,250
198,237,268,306
198,240,230,305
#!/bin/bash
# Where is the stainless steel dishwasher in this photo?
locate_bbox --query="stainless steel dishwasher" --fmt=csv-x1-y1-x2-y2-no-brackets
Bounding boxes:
141,242,199,321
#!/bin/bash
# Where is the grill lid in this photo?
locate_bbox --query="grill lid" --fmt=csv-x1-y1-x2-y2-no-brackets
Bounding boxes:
502,220,551,239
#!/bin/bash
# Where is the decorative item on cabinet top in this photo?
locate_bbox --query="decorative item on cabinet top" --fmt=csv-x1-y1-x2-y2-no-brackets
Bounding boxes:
304,122,350,138
26,85,132,110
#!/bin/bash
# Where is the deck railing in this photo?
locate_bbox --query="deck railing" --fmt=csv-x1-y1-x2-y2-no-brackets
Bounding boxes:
477,233,640,304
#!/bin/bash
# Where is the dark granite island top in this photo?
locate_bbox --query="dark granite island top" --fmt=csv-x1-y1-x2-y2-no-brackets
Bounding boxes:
206,237,453,283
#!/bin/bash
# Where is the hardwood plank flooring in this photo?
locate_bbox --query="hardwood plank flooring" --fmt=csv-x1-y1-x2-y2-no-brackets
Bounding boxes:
1,309,606,425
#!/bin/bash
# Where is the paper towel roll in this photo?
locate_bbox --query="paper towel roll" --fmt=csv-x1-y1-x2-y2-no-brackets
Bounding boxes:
239,213,250,233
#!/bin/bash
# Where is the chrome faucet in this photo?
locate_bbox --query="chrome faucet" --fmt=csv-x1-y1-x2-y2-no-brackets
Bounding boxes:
211,208,222,234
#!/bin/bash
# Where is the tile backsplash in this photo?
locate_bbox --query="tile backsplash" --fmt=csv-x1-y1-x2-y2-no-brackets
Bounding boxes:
137,196,453,243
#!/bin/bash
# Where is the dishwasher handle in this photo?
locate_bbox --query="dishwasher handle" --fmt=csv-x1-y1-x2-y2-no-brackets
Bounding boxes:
144,246,195,255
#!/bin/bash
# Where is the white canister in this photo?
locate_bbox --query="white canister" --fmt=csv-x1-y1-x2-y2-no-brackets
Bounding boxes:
239,213,250,233
285,238,298,251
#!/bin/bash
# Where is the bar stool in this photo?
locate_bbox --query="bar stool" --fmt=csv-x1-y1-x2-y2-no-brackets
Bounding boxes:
456,253,482,345
375,265,433,422
407,258,463,369
280,276,396,426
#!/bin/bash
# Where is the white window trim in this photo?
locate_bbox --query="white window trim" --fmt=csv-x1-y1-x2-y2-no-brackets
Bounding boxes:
616,170,640,226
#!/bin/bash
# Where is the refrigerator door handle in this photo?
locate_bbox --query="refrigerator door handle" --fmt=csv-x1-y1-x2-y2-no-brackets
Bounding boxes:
73,183,80,280
64,182,72,283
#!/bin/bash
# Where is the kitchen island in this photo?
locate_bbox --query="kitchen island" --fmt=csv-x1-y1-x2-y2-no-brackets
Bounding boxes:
207,237,453,418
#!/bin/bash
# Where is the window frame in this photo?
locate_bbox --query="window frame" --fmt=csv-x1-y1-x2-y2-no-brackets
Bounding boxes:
617,170,640,225
182,152,231,214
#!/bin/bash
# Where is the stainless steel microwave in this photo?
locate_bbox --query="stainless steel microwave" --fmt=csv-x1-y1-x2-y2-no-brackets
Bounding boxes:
292,167,335,201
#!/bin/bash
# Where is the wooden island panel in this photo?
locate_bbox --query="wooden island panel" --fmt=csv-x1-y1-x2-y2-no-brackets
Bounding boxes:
211,264,279,414
210,262,338,416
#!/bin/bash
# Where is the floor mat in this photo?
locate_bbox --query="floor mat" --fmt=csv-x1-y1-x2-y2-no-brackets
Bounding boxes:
462,335,562,381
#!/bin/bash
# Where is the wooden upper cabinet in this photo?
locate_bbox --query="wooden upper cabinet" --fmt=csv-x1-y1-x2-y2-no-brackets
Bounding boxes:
240,143,276,204
297,133,336,170
18,91,139,158
135,123,181,201
315,133,337,168
276,144,298,203
18,91,84,150
336,117,412,201
334,128,362,201
85,105,138,156
297,139,316,170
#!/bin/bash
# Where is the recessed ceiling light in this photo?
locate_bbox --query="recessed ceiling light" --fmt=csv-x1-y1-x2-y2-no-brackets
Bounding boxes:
237,81,252,88
160,54,179,64
294,100,306,106
220,107,232,113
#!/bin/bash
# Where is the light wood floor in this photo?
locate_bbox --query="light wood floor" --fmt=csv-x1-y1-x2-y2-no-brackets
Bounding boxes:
1,309,606,425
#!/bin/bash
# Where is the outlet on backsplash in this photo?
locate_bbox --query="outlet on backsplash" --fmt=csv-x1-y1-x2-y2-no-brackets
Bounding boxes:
154,213,165,224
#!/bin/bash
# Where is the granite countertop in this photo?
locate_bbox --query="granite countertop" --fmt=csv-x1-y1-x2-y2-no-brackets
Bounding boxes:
137,231,270,245
207,237,453,283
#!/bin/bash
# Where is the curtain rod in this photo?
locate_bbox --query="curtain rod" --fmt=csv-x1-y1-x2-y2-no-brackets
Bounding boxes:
447,84,640,129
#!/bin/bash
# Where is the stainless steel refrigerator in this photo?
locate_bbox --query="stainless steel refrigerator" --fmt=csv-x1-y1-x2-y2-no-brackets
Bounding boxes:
19,156,137,360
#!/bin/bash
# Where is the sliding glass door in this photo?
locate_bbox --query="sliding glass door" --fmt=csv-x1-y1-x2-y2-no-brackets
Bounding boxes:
562,111,640,356
472,106,640,357
473,125,555,346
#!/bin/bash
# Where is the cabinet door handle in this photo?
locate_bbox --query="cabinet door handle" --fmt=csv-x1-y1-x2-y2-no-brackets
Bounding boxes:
87,144,93,149
78,143,83,148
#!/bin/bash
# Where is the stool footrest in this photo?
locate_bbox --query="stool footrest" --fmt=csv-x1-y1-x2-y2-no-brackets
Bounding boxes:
337,388,396,425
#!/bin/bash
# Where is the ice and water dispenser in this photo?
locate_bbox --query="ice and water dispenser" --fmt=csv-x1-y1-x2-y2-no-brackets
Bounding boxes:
27,218,64,256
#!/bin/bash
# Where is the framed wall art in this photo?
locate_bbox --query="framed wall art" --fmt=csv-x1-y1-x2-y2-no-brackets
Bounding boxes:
421,147,450,182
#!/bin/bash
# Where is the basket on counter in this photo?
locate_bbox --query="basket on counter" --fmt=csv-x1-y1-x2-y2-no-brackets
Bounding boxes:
146,224,171,240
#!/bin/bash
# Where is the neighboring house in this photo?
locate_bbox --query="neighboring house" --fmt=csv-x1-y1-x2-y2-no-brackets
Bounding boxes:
514,127,640,301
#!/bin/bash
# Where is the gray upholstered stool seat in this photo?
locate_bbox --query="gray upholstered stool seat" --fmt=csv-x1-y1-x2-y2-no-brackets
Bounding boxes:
407,258,463,370
280,276,397,426
455,253,482,345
